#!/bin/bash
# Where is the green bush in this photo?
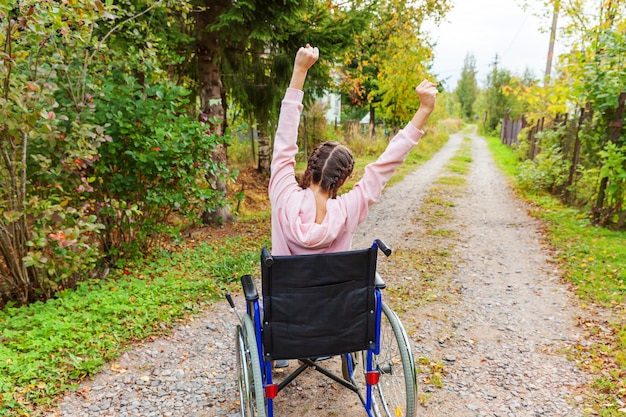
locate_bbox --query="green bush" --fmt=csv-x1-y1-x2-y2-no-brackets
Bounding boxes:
0,3,108,304
596,142,626,225
516,129,571,194
0,2,229,304
92,73,226,261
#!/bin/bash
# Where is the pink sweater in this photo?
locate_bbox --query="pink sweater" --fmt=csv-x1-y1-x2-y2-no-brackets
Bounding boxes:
269,88,424,256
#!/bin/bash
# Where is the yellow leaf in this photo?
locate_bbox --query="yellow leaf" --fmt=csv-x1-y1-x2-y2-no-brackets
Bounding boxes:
110,364,127,373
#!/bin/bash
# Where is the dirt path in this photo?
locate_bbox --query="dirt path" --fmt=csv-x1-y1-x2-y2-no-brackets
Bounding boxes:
50,127,590,417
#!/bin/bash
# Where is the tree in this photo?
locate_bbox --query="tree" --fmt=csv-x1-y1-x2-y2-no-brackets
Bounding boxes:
213,0,308,175
77,0,228,256
455,53,478,120
195,0,234,224
482,55,513,133
340,0,451,136
511,0,626,230
0,1,228,304
215,0,368,173
561,24,626,225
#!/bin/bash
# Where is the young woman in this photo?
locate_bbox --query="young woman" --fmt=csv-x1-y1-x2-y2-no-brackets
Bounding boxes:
269,44,438,257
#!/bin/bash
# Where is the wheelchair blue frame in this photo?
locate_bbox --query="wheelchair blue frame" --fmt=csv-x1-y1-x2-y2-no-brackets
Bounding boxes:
246,258,383,416
228,239,415,417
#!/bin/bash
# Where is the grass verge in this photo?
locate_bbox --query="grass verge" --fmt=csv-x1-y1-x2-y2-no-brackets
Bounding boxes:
0,218,270,416
485,135,626,417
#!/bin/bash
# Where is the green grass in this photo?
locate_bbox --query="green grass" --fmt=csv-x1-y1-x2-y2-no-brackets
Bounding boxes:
0,232,270,416
485,135,626,417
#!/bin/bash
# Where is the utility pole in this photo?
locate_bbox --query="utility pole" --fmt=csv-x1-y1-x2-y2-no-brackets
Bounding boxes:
545,0,560,83
491,54,500,69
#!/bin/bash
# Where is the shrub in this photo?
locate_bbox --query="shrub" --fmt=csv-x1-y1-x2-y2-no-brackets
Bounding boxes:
0,3,107,304
92,74,226,262
517,143,571,193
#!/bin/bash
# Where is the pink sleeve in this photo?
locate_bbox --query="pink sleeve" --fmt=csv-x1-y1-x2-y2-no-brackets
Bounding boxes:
342,122,424,229
269,88,304,203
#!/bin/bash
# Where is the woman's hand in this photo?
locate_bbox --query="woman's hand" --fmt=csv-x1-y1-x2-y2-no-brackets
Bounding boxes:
289,44,319,90
294,44,319,72
415,79,438,114
410,79,438,130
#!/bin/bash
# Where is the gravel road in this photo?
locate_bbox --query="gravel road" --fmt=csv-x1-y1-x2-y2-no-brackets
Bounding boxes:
49,127,590,417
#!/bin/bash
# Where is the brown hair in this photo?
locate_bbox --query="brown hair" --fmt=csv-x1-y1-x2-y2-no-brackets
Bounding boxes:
299,141,354,198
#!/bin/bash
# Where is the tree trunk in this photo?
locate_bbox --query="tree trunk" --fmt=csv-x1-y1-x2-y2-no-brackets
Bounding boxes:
564,104,588,203
257,129,271,173
256,110,271,174
249,121,256,164
197,3,233,224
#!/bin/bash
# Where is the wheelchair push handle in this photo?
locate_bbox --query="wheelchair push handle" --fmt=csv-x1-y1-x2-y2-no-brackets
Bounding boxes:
261,247,274,266
373,239,392,257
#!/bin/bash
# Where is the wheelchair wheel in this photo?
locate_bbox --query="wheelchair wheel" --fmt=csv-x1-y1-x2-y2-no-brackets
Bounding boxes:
371,302,417,417
236,314,266,417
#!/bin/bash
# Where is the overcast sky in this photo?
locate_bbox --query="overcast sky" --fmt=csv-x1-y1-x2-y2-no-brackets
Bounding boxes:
426,0,564,90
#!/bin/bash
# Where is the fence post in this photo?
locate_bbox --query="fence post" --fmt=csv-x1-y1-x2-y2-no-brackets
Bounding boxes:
592,92,626,224
564,104,589,202
528,125,536,160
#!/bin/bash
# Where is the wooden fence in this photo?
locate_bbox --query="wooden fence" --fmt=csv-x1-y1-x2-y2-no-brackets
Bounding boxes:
500,109,524,146
498,92,626,227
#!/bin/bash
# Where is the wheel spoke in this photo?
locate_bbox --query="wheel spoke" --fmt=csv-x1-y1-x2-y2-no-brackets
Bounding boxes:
370,303,416,417
236,316,267,417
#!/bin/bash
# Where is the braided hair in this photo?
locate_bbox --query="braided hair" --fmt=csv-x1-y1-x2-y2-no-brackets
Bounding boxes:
299,141,355,198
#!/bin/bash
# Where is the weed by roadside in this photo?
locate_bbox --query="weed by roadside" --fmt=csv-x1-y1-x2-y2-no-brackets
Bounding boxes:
485,135,626,417
382,137,473,406
0,218,270,416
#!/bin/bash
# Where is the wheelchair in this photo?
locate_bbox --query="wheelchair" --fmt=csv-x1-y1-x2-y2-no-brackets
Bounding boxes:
226,239,416,417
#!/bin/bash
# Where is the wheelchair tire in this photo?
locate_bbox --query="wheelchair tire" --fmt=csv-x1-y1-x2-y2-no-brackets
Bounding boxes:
371,302,417,417
236,314,267,417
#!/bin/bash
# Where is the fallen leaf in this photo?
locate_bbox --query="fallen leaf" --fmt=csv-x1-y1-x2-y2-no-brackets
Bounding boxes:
110,364,127,374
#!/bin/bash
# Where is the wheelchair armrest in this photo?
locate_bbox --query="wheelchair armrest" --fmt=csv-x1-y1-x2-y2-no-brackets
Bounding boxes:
241,274,259,301
375,272,386,289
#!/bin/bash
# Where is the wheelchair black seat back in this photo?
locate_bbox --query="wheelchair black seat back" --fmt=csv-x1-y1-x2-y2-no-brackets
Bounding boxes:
262,247,378,361
227,240,416,417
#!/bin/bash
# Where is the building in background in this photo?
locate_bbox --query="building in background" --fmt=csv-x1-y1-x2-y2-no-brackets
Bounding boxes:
321,69,341,125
